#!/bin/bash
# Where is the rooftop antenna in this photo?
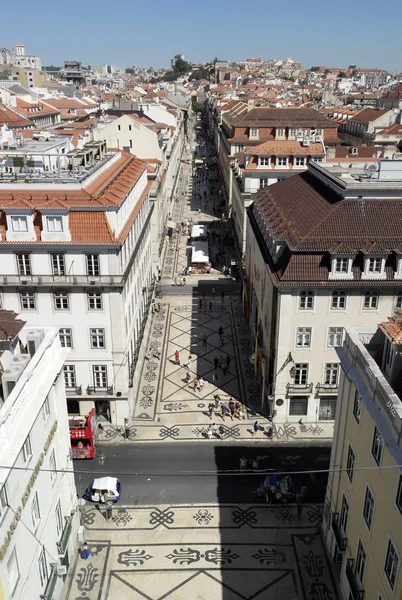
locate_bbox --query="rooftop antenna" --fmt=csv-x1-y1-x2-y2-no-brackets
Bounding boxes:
364,163,379,178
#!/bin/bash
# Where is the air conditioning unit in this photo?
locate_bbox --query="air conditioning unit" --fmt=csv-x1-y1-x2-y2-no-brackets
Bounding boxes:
12,354,31,369
26,330,44,357
2,364,25,400
302,139,310,147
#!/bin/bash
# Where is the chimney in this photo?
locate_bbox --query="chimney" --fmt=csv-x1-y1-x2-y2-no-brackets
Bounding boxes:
327,147,336,159
247,99,254,112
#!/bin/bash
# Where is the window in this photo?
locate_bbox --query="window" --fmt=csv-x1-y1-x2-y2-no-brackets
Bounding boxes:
316,128,323,137
332,290,347,310
364,290,379,310
385,339,393,368
259,156,270,166
296,327,312,348
355,539,367,584
51,254,65,276
289,128,297,138
385,539,399,589
59,328,72,348
16,253,31,275
312,156,324,163
327,327,344,348
63,365,76,388
93,365,108,388
289,397,308,415
7,548,20,596
259,178,268,189
340,494,349,532
42,396,50,421
11,216,28,232
20,291,35,310
294,157,306,167
294,363,309,385
86,254,100,276
276,128,285,138
54,292,69,310
368,257,382,273
299,290,315,310
353,390,362,423
324,363,339,385
276,156,288,167
372,426,384,465
129,124,132,131
118,124,121,131
38,547,48,589
47,216,63,232
0,484,8,520
129,139,133,148
363,486,375,529
88,292,103,310
396,475,402,515
396,292,402,309
335,257,349,273
90,328,105,349
55,500,63,538
250,127,258,137
346,445,355,481
22,435,32,463
49,449,57,484
31,491,41,530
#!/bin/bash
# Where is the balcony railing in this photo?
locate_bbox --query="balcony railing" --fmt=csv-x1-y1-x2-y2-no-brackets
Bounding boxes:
286,382,313,395
316,383,339,395
86,385,114,396
66,385,82,395
40,564,58,600
346,559,365,600
56,515,73,556
331,513,347,551
0,274,124,287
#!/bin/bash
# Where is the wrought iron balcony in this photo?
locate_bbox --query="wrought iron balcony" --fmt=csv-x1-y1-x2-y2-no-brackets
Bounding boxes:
56,515,73,556
331,513,347,551
0,274,124,287
39,563,58,600
66,385,82,395
86,385,114,396
346,559,365,600
286,382,313,395
316,383,339,395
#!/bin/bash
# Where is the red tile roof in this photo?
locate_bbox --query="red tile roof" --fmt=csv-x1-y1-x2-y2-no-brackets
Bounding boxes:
350,108,389,124
244,141,325,156
0,104,32,128
379,321,402,344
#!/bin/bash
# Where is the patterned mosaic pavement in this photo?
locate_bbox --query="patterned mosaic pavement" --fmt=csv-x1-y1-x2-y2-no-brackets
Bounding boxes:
62,503,338,600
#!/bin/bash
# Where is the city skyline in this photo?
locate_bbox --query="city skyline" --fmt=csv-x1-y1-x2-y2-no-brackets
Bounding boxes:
2,0,401,71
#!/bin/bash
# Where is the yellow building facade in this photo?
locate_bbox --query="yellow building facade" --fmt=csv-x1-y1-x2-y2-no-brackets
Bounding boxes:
323,324,402,600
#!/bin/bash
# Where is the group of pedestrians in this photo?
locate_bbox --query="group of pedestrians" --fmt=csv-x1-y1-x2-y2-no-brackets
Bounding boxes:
213,352,231,373
208,396,243,421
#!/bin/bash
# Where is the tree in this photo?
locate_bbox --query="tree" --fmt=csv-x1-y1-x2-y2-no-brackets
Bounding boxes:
189,67,211,81
191,100,205,113
173,57,192,74
310,66,319,72
125,67,134,74
338,71,346,78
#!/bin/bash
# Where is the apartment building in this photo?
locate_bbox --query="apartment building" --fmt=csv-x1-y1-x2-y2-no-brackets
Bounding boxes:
207,101,340,252
339,108,398,145
0,313,78,600
323,322,402,600
0,142,154,425
245,159,402,422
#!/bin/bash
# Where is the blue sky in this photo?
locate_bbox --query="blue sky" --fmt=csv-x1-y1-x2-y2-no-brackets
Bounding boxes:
2,0,401,71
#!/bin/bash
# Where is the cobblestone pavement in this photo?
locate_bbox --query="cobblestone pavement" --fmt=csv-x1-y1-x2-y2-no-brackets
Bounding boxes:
62,502,339,600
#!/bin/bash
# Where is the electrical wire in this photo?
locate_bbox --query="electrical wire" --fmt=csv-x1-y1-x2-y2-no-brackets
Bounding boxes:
1,460,402,478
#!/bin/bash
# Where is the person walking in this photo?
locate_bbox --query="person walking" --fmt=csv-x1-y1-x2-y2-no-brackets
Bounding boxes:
229,398,236,420
218,326,223,337
221,362,227,375
199,376,205,391
221,291,225,303
213,356,219,369
209,301,213,310
202,333,207,347
240,456,247,471
193,377,199,391
226,355,231,368
213,373,218,385
252,421,259,436
184,355,192,370
199,298,202,309
208,402,214,419
220,333,224,346
184,371,191,383
174,350,180,365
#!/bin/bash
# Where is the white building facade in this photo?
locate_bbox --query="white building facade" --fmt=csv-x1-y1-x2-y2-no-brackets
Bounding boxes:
0,145,155,425
0,318,78,600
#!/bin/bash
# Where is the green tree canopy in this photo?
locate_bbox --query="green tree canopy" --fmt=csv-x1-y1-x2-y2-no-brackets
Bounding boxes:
125,67,134,74
173,58,192,74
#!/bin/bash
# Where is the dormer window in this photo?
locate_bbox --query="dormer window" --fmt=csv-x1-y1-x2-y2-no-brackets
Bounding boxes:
276,128,285,139
258,156,270,167
362,256,386,280
11,216,28,232
294,157,306,168
276,156,288,168
395,255,402,280
289,128,297,139
329,256,353,280
250,128,259,139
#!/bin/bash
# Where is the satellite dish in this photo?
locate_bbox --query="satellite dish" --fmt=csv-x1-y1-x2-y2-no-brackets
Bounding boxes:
364,163,379,178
